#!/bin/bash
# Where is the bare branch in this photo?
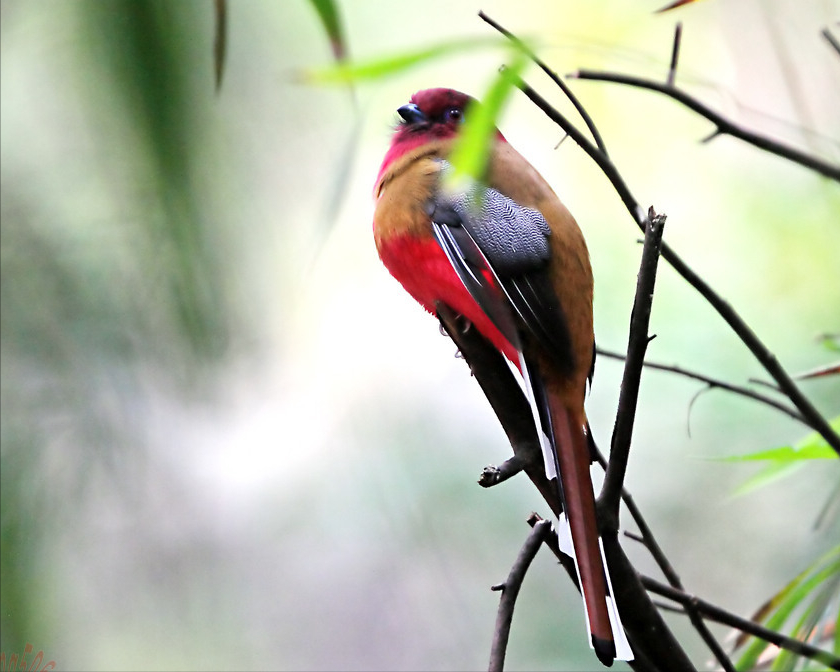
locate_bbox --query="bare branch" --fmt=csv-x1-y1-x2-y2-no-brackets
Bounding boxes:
478,457,524,487
642,576,840,669
436,303,561,515
600,210,666,524
477,10,609,155
528,514,697,672
822,27,840,59
569,69,840,183
488,519,552,672
667,22,683,87
593,441,736,672
596,348,807,424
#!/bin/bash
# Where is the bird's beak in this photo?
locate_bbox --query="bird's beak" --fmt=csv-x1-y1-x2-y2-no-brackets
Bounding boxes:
397,103,426,124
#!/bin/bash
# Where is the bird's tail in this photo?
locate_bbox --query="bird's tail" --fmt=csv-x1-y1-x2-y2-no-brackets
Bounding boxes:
543,392,633,666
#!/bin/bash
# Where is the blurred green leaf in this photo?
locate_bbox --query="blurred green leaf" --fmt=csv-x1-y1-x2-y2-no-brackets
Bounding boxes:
723,417,839,495
735,545,840,671
214,0,227,90
304,36,505,83
309,0,347,61
724,444,836,464
817,334,840,354
445,50,528,188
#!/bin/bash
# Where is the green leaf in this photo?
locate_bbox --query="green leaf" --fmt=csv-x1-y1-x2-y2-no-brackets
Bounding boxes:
444,50,528,190
213,0,226,91
303,36,506,84
818,333,840,353
735,545,840,671
723,444,837,463
308,0,347,61
722,417,839,495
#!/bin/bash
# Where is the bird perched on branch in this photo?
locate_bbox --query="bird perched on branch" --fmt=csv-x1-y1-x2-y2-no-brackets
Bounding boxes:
372,87,631,666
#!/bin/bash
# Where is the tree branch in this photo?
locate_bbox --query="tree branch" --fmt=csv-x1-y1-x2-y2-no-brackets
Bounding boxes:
596,348,807,425
823,27,840,59
477,10,609,155
488,518,552,672
641,576,840,669
600,209,666,525
666,22,682,87
568,70,840,183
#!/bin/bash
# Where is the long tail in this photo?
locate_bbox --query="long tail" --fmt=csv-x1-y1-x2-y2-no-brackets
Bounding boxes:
548,397,615,664
536,389,632,666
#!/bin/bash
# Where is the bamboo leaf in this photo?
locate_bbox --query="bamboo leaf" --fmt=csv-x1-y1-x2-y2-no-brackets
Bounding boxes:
303,36,506,83
723,417,839,495
444,51,528,190
308,0,348,61
736,546,840,671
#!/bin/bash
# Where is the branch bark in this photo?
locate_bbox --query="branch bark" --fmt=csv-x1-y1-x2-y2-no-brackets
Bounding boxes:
642,576,840,669
599,209,666,526
488,519,552,672
568,70,840,183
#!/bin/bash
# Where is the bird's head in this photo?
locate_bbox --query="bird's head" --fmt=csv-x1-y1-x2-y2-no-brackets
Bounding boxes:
377,88,505,186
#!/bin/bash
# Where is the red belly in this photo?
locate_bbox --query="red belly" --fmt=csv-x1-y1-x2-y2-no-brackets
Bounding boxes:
378,234,519,364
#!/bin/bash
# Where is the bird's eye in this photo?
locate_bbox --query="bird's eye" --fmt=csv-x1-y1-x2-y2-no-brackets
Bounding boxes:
445,107,464,123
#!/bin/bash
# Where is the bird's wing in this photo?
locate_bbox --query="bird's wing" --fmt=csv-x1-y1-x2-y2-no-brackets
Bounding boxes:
428,168,575,379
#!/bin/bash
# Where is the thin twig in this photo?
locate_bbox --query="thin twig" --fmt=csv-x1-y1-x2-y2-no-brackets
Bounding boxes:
642,576,840,669
596,348,807,424
822,28,840,59
667,23,683,87
477,10,609,155
569,69,840,183
600,210,666,524
478,457,524,487
488,519,552,672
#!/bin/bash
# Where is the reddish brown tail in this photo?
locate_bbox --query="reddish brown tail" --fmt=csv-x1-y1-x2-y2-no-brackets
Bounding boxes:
549,397,616,666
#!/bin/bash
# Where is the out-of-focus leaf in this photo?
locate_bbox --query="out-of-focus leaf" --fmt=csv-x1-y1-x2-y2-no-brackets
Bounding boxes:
308,0,347,61
83,1,230,363
214,0,226,91
724,444,836,464
797,361,840,380
818,333,840,353
656,0,707,12
735,545,840,671
444,50,528,190
304,36,505,83
723,417,839,495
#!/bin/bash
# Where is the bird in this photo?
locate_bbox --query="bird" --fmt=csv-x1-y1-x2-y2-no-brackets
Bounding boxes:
372,87,631,666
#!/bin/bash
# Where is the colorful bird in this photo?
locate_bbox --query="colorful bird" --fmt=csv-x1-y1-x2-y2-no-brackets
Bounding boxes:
372,88,631,665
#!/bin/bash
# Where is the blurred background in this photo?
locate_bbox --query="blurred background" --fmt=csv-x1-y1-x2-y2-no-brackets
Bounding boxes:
1,0,838,670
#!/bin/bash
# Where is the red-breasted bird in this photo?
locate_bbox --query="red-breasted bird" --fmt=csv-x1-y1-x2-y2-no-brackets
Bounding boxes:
372,88,631,666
